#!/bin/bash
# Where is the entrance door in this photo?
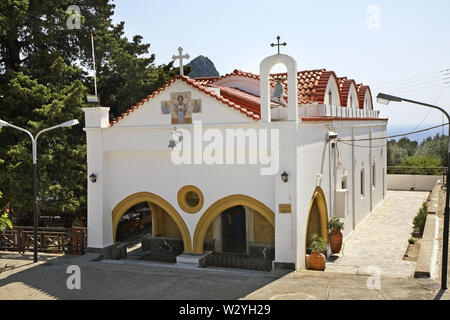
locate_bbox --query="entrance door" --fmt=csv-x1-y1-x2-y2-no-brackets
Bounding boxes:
221,205,246,253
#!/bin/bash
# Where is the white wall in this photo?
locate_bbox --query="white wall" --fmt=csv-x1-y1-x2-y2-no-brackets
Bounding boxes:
297,120,387,244
387,175,441,191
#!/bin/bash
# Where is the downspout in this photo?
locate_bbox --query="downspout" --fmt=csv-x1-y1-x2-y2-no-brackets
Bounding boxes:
351,127,356,231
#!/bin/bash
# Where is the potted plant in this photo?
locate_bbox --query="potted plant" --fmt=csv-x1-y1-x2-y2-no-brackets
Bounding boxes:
309,234,327,271
327,217,344,254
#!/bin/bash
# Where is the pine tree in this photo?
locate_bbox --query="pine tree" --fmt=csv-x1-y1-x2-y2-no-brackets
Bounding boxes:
0,1,177,224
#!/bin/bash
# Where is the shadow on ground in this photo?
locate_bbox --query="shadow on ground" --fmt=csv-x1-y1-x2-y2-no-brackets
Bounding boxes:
0,251,287,300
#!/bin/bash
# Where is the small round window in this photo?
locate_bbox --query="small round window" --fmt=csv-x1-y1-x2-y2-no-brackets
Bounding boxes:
185,191,200,207
177,185,204,213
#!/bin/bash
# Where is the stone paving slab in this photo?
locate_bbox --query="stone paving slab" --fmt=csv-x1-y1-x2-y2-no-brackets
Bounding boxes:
325,191,430,277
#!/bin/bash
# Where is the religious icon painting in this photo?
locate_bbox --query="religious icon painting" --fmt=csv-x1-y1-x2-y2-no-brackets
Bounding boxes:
161,101,171,114
161,91,201,125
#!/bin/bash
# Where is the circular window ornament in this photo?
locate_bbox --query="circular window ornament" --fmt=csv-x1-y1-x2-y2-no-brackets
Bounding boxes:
177,185,204,214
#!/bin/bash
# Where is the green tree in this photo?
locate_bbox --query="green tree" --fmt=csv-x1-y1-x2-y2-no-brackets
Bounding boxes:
396,137,418,157
416,134,448,167
0,1,177,224
400,155,442,175
387,141,409,166
0,192,12,233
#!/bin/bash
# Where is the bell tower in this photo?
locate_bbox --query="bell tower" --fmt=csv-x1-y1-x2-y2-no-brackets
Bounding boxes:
259,36,298,122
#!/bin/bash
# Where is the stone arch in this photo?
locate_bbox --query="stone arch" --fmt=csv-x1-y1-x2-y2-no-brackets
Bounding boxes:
260,54,298,122
111,191,192,252
305,187,329,250
193,194,275,253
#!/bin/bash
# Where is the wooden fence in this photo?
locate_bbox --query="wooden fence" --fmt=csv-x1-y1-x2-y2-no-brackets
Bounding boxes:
0,226,86,255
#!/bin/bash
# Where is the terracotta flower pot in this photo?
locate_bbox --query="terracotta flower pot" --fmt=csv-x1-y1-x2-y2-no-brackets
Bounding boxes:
329,230,343,254
309,251,326,271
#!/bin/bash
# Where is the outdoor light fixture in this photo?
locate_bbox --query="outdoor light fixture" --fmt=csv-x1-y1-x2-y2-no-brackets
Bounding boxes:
281,171,289,183
60,119,80,127
89,173,97,183
0,118,79,263
376,93,402,105
378,91,450,291
0,119,9,128
169,128,183,149
327,131,338,142
86,94,99,106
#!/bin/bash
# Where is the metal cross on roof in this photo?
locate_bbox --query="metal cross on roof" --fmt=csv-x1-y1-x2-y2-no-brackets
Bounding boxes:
172,47,190,76
270,36,287,55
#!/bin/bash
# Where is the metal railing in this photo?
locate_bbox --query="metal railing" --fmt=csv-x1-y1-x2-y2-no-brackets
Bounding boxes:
0,226,86,255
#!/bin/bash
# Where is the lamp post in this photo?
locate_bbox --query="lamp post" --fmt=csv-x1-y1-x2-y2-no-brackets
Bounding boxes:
377,92,450,290
0,119,79,263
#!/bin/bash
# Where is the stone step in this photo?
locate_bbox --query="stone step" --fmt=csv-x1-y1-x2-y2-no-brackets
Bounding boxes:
176,251,212,265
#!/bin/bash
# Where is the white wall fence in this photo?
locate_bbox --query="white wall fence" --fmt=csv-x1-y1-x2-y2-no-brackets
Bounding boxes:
298,104,380,118
387,174,442,191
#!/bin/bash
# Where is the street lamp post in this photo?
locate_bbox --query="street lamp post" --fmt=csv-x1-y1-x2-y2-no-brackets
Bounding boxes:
0,119,79,263
377,92,450,290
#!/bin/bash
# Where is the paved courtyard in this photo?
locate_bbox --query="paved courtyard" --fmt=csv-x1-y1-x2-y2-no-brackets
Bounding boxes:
0,190,448,300
325,191,430,277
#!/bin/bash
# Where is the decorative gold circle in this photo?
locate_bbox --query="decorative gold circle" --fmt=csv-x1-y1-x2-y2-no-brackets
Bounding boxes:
177,185,204,214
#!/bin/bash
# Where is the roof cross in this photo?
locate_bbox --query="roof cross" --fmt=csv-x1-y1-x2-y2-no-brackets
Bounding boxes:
172,47,190,76
270,36,287,55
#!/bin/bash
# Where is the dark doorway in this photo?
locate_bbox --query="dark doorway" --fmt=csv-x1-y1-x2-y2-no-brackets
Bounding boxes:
221,205,246,253
116,202,152,243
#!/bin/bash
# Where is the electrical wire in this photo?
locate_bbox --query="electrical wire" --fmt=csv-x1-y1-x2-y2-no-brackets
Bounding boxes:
402,86,448,133
376,79,450,93
373,72,450,90
372,69,449,87
338,122,448,142
338,141,386,148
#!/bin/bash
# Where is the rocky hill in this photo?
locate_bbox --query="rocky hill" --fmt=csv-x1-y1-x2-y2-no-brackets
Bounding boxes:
187,55,219,78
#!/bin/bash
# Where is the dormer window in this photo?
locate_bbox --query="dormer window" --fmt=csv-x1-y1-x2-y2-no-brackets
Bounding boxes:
328,91,333,106
349,96,353,108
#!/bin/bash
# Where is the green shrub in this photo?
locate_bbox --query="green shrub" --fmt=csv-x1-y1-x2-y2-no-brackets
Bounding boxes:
310,234,327,253
408,238,415,244
413,202,428,235
327,217,344,231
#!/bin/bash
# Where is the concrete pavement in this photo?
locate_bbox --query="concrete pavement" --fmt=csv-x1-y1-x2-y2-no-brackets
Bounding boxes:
0,252,286,300
325,191,430,277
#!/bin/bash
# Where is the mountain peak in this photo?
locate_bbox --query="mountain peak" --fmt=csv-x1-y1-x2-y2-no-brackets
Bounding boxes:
187,55,219,78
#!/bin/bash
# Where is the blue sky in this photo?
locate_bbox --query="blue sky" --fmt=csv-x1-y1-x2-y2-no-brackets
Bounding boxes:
111,0,450,134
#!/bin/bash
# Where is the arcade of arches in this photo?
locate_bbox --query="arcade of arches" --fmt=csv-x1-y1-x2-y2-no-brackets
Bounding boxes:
111,193,276,270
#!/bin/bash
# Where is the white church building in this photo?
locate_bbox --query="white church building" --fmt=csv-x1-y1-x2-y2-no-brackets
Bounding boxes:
83,47,387,271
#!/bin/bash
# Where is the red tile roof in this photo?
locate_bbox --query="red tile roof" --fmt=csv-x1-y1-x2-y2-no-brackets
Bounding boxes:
338,77,359,108
110,76,260,126
357,84,373,110
111,69,374,126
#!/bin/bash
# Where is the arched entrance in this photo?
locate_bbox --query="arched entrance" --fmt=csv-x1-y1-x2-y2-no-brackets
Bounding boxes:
193,195,275,271
112,192,192,252
305,187,329,250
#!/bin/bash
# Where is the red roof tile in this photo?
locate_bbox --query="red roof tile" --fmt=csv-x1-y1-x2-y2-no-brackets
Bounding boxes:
338,77,359,108
110,76,260,126
357,84,373,110
112,69,374,126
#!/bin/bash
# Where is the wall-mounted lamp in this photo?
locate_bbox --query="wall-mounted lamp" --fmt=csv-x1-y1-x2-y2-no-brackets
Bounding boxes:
169,127,183,149
89,173,97,183
281,171,289,183
327,131,338,142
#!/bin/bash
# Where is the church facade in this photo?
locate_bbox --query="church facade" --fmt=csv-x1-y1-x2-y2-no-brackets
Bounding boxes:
83,51,387,270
